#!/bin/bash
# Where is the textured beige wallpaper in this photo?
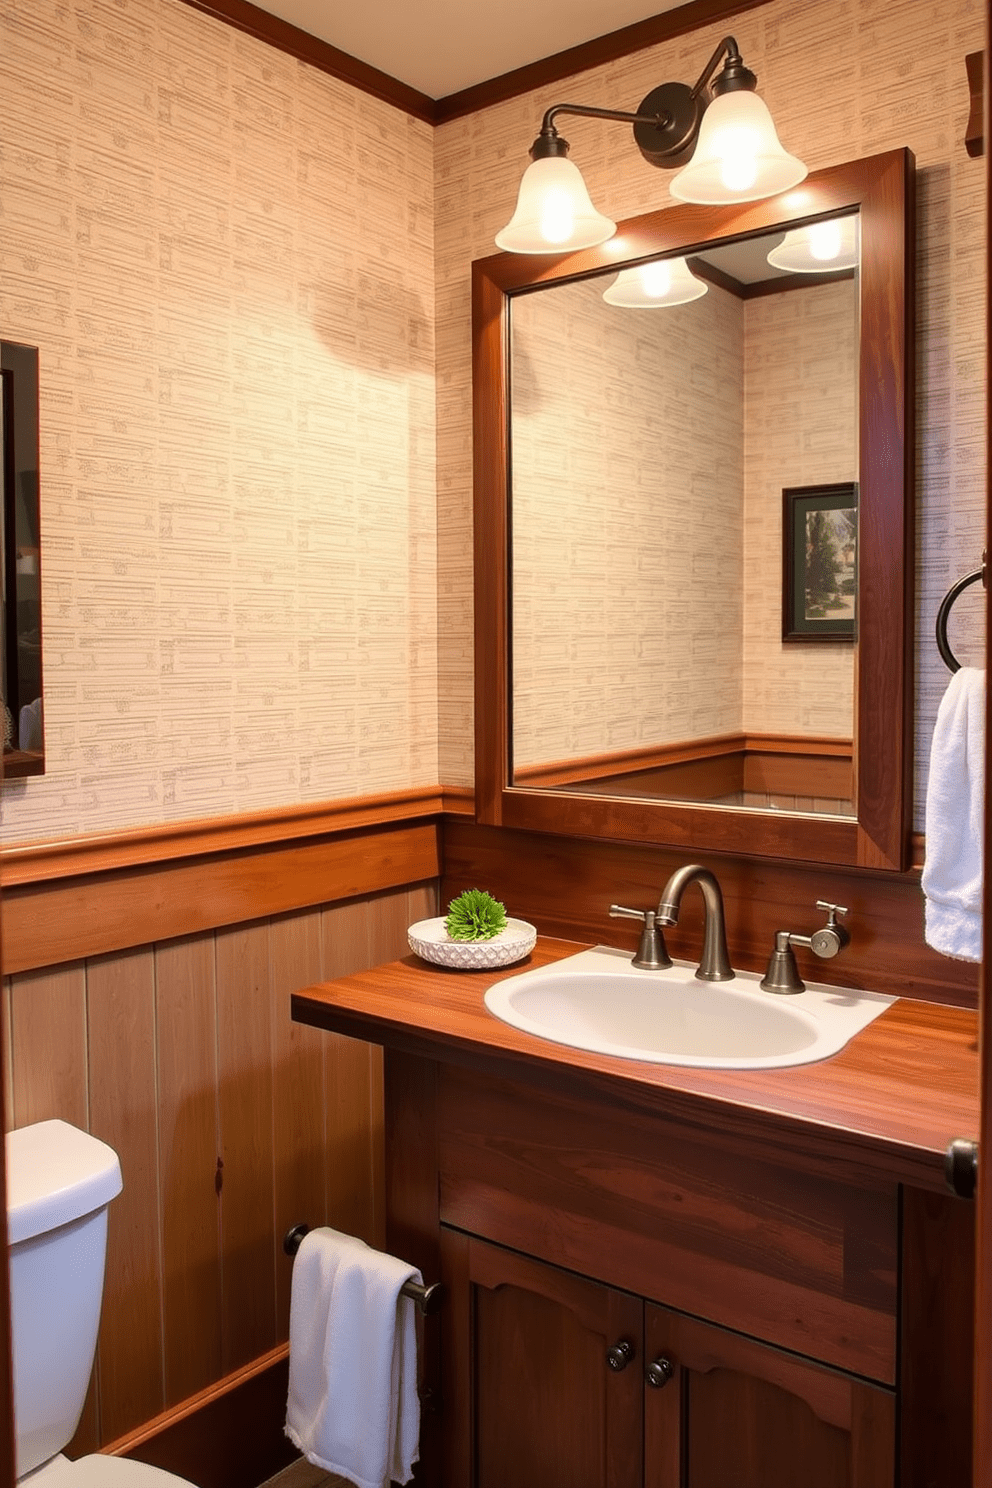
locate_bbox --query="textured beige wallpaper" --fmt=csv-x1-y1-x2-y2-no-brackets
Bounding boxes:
0,0,437,842
0,0,985,843
435,0,986,831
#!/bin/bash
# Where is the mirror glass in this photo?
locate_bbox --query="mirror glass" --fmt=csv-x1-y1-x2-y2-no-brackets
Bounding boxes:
1,339,44,779
508,224,860,817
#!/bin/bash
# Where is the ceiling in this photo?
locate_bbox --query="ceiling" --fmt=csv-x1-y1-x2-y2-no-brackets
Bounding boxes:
244,0,688,100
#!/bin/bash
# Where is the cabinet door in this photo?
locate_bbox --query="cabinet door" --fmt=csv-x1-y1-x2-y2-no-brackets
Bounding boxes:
440,1228,643,1488
643,1305,895,1488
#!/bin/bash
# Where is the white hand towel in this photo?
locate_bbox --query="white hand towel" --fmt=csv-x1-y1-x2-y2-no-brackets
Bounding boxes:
285,1226,421,1488
922,666,985,961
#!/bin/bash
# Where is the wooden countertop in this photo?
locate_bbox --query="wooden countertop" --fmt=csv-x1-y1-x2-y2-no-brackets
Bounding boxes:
292,936,980,1193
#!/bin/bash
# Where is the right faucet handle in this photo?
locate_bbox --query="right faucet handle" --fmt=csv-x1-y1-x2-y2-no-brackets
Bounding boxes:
811,902,850,958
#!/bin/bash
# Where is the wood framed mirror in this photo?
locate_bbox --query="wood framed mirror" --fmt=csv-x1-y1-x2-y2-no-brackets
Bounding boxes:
473,149,914,870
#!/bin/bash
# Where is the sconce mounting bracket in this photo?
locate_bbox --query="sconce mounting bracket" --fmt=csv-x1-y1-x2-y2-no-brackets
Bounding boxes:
633,82,706,168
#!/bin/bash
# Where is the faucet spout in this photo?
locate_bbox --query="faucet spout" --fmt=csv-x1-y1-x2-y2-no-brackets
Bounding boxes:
656,864,734,982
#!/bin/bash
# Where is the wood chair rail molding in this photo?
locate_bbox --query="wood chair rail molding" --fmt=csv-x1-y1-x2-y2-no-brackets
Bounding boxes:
0,788,474,975
0,786,472,887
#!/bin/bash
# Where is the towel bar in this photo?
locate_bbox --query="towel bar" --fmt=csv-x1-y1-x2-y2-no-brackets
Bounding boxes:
936,553,986,672
283,1223,443,1316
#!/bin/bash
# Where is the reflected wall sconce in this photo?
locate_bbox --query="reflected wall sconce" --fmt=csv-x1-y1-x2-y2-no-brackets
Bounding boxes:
766,215,860,273
495,36,806,254
602,256,708,308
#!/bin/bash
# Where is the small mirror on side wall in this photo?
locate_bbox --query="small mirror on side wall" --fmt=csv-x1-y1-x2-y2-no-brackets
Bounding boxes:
1,340,44,779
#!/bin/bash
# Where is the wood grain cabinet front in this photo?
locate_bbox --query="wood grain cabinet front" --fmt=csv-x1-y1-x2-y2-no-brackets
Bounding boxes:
438,1229,895,1488
440,1230,644,1488
642,1305,895,1487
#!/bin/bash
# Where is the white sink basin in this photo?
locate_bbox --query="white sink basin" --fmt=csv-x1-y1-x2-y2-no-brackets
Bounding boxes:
484,946,894,1070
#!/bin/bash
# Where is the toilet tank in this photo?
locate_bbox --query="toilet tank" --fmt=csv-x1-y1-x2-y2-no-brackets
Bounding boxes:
6,1119,123,1478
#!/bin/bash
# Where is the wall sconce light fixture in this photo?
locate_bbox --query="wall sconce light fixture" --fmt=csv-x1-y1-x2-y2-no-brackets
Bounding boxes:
602,256,708,308
766,215,860,273
495,36,806,255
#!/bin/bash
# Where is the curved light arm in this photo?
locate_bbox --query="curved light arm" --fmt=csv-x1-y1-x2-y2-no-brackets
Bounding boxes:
688,36,756,100
531,101,669,159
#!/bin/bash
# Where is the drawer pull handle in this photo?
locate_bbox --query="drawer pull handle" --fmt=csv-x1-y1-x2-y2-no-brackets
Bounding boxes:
646,1356,674,1389
606,1340,634,1372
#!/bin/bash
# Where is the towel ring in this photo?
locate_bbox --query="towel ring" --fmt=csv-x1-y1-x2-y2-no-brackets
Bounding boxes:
283,1223,443,1316
935,560,985,673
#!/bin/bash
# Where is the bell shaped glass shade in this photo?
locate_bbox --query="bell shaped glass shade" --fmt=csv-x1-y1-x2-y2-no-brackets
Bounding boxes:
766,215,860,273
670,90,807,205
602,256,708,308
495,156,616,253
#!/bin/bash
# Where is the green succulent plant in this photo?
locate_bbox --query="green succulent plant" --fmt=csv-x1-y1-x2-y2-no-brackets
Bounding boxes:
445,888,508,942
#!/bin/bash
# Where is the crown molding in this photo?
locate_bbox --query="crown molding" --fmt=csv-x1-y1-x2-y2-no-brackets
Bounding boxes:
172,0,436,120
172,0,776,125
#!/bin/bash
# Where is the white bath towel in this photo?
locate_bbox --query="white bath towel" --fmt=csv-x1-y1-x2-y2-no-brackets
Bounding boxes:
922,666,985,962
285,1226,421,1488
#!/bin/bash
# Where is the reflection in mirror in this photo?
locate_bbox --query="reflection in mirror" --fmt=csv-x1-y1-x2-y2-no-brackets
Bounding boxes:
510,222,859,816
1,340,44,779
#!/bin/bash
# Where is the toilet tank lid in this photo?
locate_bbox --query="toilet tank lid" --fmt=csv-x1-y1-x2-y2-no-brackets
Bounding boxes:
6,1120,123,1245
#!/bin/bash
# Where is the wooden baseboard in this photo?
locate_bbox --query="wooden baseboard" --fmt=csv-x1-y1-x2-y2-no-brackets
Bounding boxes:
107,1346,296,1488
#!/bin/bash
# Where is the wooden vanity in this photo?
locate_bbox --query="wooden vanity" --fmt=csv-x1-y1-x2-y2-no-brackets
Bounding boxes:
292,936,978,1488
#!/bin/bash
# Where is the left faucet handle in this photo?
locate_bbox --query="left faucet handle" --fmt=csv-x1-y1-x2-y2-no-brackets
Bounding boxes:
609,905,673,971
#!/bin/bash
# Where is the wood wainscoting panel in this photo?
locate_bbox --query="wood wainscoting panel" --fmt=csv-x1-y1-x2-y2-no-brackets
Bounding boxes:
319,884,437,1252
320,901,383,1252
87,950,166,1443
216,923,279,1377
440,820,978,1008
2,870,437,1457
7,965,89,1130
270,910,326,1342
156,935,224,1406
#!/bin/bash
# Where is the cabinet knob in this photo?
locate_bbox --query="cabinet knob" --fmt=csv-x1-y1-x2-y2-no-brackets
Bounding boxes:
645,1356,674,1389
606,1339,634,1372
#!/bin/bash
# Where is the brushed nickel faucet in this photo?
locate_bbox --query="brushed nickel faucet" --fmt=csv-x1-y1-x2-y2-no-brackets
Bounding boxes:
656,864,734,982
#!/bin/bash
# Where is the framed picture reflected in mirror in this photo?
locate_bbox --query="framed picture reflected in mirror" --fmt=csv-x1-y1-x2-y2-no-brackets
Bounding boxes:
782,482,858,641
